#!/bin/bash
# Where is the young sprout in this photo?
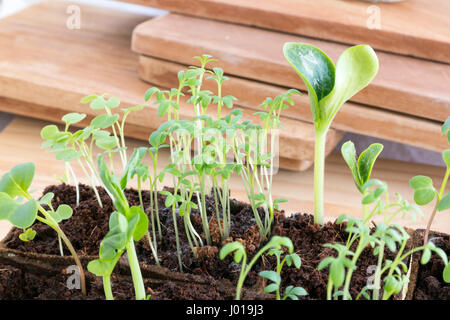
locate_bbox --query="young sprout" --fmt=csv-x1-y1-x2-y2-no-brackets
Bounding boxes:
0,162,86,295
341,141,383,206
220,236,295,300
146,58,219,247
88,155,148,300
410,118,450,244
41,112,105,207
319,214,448,300
284,43,379,225
259,249,307,300
235,90,299,240
341,141,422,226
317,243,355,300
146,130,170,254
159,163,190,272
120,147,160,266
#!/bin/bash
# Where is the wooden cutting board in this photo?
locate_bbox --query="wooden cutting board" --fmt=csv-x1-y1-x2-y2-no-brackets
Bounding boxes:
1,116,449,238
124,0,450,64
139,56,448,153
132,14,450,122
0,1,343,171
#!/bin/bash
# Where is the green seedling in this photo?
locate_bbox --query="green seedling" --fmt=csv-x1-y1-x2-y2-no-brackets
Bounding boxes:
88,155,148,300
121,147,161,266
341,141,383,193
234,90,299,239
320,214,448,300
318,243,355,300
220,236,295,300
259,249,307,300
410,119,450,244
342,142,422,225
41,112,107,207
341,140,383,223
0,162,86,295
81,94,145,171
284,43,379,225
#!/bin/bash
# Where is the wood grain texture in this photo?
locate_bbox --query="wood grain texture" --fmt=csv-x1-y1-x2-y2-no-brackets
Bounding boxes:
1,116,449,239
132,14,450,122
139,56,448,152
124,0,450,63
0,1,343,170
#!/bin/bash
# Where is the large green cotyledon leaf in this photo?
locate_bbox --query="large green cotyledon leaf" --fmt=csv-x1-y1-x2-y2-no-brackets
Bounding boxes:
284,43,379,132
321,45,379,124
283,43,335,124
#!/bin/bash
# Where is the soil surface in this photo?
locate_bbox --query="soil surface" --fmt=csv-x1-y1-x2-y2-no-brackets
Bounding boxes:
1,184,420,300
413,232,450,300
0,263,262,300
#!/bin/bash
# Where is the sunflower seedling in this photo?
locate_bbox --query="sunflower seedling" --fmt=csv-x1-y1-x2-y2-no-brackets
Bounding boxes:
284,43,379,225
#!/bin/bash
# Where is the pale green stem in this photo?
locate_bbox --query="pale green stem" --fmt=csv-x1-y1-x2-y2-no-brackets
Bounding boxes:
373,242,385,300
103,276,114,300
125,239,146,300
424,167,450,244
314,129,327,225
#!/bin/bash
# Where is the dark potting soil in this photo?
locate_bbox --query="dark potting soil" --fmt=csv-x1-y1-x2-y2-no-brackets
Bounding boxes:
413,232,450,300
2,184,408,300
0,263,252,300
3,184,266,289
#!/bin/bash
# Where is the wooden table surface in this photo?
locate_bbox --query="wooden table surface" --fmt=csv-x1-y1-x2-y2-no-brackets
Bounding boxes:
139,56,446,153
124,0,450,63
1,116,449,240
132,13,450,123
0,1,342,171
